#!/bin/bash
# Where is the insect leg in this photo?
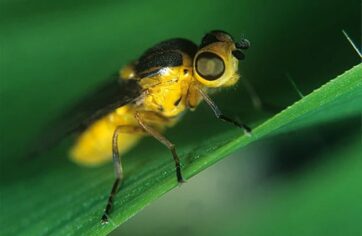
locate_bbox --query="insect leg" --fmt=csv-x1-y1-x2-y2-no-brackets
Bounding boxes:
101,125,144,224
196,86,251,135
241,77,283,114
135,112,185,184
240,77,263,110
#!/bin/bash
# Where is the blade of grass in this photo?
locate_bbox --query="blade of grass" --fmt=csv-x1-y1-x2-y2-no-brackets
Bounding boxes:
0,64,360,235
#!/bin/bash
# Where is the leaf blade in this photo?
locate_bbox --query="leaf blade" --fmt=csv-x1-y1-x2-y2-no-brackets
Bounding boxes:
1,64,360,236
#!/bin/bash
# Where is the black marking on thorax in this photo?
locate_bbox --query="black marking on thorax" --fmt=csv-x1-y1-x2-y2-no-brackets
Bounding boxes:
135,38,198,76
135,51,183,74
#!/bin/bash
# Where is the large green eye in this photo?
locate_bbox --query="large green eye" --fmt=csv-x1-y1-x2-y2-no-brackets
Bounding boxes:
195,52,225,81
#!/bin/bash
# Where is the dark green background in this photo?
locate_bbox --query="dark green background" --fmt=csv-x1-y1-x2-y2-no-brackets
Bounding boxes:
0,0,360,235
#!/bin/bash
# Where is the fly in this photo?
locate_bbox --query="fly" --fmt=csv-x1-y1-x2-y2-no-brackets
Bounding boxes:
34,30,251,223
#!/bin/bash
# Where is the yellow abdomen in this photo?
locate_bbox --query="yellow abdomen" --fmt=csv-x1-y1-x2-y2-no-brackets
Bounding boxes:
70,105,143,166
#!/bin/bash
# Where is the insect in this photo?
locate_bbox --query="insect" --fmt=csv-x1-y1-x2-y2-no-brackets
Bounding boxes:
36,30,251,223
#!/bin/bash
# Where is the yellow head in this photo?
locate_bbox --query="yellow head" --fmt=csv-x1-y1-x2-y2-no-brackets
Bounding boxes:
193,30,249,88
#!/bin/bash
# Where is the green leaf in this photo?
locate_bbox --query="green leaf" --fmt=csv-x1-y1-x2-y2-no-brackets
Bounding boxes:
115,126,362,236
1,63,361,235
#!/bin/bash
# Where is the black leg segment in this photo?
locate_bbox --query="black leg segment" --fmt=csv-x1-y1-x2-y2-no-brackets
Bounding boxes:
135,112,185,184
101,125,144,224
196,86,251,135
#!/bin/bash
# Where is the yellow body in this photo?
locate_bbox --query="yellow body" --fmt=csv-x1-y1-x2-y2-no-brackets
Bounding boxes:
71,61,203,166
71,105,141,165
70,31,242,166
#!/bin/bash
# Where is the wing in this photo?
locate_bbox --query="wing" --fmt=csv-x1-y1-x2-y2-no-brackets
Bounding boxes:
31,75,142,156
58,76,141,133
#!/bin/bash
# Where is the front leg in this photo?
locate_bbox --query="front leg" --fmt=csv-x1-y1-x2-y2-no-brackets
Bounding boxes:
195,86,252,135
135,111,185,184
101,125,145,224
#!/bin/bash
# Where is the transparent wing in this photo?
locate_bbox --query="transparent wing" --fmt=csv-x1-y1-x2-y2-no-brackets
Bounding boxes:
31,75,142,156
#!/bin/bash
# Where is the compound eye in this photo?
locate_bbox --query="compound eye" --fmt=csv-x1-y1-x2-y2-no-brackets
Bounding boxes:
196,52,225,81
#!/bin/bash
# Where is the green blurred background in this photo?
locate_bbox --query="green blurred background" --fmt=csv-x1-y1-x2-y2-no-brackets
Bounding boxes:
1,0,361,235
